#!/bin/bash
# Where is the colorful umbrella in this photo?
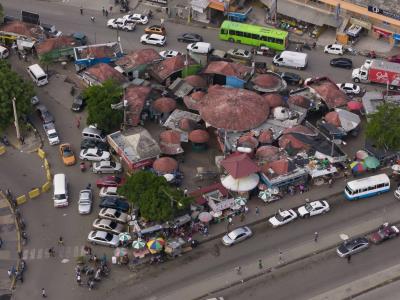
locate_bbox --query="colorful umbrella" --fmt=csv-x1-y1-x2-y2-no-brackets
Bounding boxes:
355,150,369,160
351,162,365,173
147,238,165,254
363,156,380,169
234,196,247,206
118,232,132,242
132,239,146,250
114,247,129,257
198,211,213,223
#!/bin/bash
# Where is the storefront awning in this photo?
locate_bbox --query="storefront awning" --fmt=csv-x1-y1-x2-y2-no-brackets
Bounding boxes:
373,26,393,37
208,0,225,12
275,0,339,28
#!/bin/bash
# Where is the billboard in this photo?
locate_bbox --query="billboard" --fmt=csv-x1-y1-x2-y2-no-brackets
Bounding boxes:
21,11,40,25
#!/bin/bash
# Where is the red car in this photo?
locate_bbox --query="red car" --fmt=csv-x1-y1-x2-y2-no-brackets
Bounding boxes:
369,223,400,244
388,54,400,64
96,176,126,188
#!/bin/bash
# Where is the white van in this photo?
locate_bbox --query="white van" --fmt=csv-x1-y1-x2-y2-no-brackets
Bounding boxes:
82,126,107,142
0,46,10,59
273,51,308,70
27,64,48,86
187,42,212,54
53,174,68,207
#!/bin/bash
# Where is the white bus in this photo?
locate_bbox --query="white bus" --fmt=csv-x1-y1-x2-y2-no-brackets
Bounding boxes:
344,174,390,201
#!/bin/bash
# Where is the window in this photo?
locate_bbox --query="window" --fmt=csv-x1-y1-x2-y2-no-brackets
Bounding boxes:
229,29,236,35
276,38,283,45
221,29,227,35
251,34,260,40
384,182,389,187
377,183,384,188
244,32,252,38
260,35,268,41
368,185,376,191
236,31,243,37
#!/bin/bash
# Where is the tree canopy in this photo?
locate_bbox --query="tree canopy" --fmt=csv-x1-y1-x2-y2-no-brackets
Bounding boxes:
118,171,192,222
0,61,35,130
366,103,400,150
83,79,123,133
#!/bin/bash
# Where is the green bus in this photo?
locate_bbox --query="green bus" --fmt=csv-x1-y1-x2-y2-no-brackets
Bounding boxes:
219,21,288,51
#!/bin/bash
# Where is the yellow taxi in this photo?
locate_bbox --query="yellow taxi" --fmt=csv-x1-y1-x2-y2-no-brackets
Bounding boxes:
144,25,166,35
59,143,76,166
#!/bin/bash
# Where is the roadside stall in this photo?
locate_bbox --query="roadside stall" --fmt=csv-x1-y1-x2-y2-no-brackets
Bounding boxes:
305,162,338,186
164,237,190,258
205,191,238,223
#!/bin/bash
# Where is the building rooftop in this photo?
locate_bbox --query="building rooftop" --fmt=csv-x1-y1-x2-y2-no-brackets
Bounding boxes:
36,36,76,55
114,48,162,71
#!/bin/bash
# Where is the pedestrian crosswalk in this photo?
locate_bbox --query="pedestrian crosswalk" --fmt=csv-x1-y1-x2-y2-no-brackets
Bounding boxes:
22,245,86,261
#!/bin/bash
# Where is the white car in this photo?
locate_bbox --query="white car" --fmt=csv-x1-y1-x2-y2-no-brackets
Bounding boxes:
88,230,119,247
227,48,253,60
222,226,252,246
93,218,125,234
159,50,181,58
324,44,344,55
79,148,110,161
93,160,122,174
140,34,166,46
337,82,362,95
123,13,149,25
107,18,136,31
99,186,124,198
31,96,40,105
297,200,330,218
78,189,93,215
395,187,400,199
99,208,129,224
268,209,297,228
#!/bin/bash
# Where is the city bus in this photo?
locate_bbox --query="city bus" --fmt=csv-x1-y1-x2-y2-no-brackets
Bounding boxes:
344,174,390,201
219,21,288,51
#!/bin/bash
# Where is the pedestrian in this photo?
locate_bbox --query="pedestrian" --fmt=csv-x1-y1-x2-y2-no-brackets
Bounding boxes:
42,288,47,298
48,247,55,257
105,10,109,17
279,251,284,264
258,259,263,269
328,178,333,187
77,274,81,285
90,16,95,22
80,6,83,15
228,217,233,224
102,7,105,16
160,18,164,26
75,117,80,129
255,206,260,216
240,213,245,222
235,266,241,275
214,243,220,256
109,6,113,13
314,231,319,242
7,269,11,278
244,205,249,214
58,236,64,246
183,188,188,197
347,255,351,263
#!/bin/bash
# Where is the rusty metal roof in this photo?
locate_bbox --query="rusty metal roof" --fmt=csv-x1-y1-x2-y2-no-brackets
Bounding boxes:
221,153,260,179
262,94,285,108
125,86,152,126
153,157,178,174
150,55,197,81
36,36,76,55
84,63,126,84
188,129,210,143
115,48,161,71
204,61,252,80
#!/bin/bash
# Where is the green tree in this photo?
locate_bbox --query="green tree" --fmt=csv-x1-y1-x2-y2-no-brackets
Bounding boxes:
118,171,192,222
39,54,53,73
366,103,400,150
0,61,34,131
83,79,123,133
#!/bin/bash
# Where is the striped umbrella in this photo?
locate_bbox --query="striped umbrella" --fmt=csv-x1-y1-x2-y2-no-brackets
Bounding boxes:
132,239,146,250
147,238,165,254
234,196,247,206
118,232,132,243
258,190,271,201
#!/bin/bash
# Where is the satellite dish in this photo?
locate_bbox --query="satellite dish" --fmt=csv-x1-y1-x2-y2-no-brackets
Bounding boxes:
339,233,349,241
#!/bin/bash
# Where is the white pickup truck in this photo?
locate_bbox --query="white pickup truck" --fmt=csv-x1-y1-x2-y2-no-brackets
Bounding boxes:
43,122,60,145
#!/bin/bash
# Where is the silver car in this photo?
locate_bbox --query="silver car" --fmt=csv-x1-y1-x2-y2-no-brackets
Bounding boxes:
78,189,93,215
88,230,119,247
92,160,122,174
92,218,125,234
222,226,252,246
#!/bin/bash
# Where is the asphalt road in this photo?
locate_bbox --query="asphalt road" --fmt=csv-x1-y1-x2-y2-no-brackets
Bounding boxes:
0,0,391,299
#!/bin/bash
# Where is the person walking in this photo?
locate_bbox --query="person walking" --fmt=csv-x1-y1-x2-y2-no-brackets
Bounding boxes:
42,288,47,298
58,236,64,246
279,251,284,264
258,259,263,269
255,206,260,216
90,16,95,22
105,10,109,17
314,231,319,242
235,266,241,275
102,7,105,16
183,188,188,197
49,247,55,257
328,177,333,187
7,269,12,278
347,255,351,263
80,6,83,15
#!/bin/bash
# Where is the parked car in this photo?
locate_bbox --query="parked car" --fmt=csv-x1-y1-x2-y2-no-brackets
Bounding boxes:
337,82,362,95
96,176,126,188
36,104,54,124
107,18,136,31
254,46,276,57
99,196,130,212
297,200,330,218
177,33,203,43
145,25,166,35
92,218,125,234
99,208,129,223
159,50,181,58
80,139,109,151
140,34,166,46
92,160,122,174
71,94,85,112
330,57,353,69
123,13,149,25
369,223,400,244
324,44,344,55
268,209,297,228
79,148,110,161
222,226,252,246
99,186,124,198
336,237,369,258
59,143,76,166
78,188,93,214
226,48,252,61
280,72,303,86
88,230,119,247
31,96,40,105
387,54,400,64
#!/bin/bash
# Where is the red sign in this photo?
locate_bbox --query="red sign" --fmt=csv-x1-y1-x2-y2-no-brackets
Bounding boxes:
373,27,392,37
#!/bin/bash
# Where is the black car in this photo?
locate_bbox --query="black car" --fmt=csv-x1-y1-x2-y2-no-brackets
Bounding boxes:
280,72,303,86
177,33,203,43
99,196,130,213
36,104,55,124
71,94,85,112
80,139,109,151
330,57,353,69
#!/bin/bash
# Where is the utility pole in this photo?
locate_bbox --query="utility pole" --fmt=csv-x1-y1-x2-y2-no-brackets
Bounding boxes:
11,97,21,141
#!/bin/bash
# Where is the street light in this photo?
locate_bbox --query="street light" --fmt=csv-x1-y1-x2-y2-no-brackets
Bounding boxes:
11,97,21,141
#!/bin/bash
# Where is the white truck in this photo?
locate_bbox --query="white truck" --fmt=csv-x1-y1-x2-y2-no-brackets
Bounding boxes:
43,122,60,146
273,51,308,70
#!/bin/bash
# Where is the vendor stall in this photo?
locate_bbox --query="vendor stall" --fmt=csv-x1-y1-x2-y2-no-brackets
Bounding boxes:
164,237,188,258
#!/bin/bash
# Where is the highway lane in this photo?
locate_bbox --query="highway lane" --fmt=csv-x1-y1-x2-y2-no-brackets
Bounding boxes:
215,230,400,300
355,280,400,300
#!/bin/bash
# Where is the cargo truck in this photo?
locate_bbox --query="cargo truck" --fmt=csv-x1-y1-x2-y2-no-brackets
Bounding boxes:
352,59,400,90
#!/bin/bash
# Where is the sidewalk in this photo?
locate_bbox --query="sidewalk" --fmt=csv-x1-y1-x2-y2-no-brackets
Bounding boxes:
162,202,400,300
